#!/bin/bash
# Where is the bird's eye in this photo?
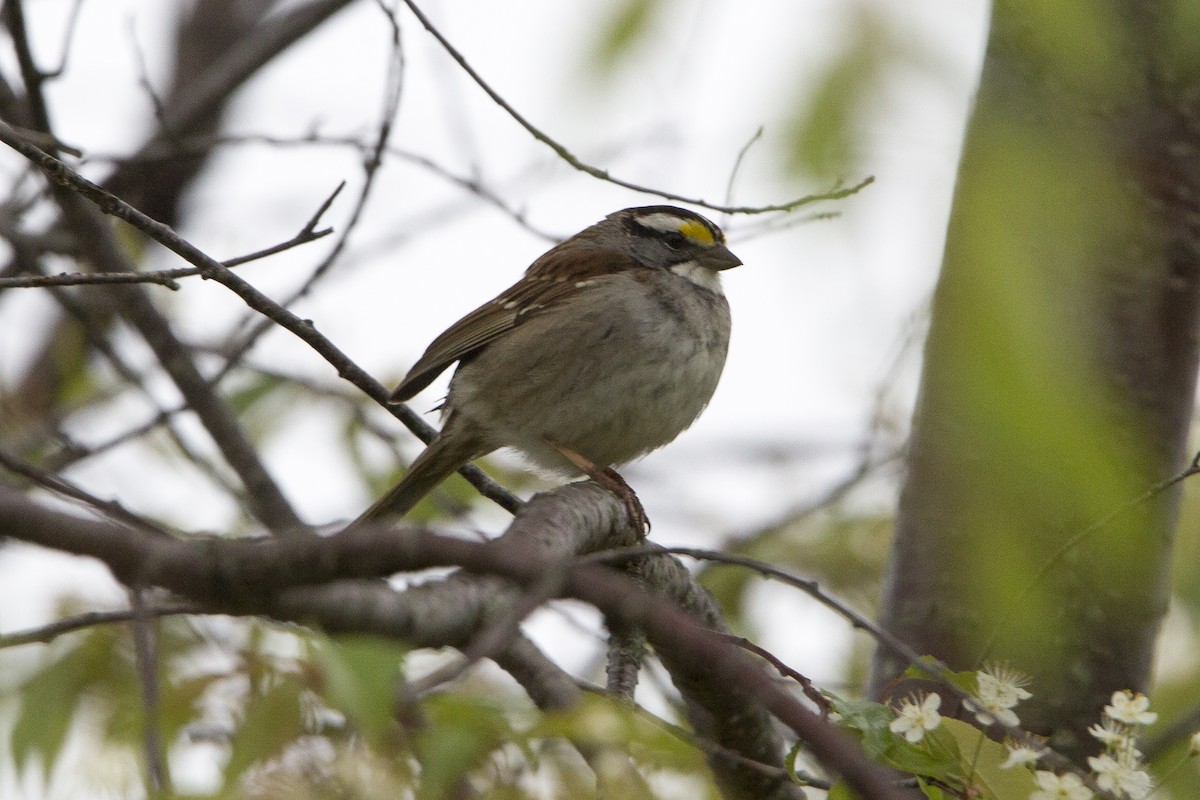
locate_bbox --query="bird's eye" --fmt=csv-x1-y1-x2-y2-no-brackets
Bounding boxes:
662,231,687,250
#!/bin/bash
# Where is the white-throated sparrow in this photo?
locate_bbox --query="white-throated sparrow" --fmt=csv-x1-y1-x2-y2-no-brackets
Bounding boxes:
357,205,742,525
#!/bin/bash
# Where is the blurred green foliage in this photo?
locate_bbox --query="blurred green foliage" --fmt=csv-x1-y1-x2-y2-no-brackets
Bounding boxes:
587,0,667,78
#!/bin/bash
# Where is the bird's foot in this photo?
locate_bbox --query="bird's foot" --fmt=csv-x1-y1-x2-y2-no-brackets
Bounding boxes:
543,438,650,536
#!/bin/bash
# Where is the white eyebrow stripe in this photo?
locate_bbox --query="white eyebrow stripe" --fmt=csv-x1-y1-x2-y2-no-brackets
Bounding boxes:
634,211,689,234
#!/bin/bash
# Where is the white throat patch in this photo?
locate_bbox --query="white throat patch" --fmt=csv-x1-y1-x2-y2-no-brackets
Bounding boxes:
670,261,723,293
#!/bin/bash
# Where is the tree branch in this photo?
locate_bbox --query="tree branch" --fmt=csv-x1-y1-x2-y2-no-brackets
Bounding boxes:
397,0,873,216
0,122,520,518
0,484,903,799
0,181,339,290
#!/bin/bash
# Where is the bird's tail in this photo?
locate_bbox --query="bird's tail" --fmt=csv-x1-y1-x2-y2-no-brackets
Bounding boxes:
349,432,485,528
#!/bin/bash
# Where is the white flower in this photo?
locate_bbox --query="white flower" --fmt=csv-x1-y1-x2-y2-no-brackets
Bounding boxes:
1030,770,1094,800
1088,719,1132,747
967,697,1020,727
968,664,1032,727
1104,691,1157,726
979,664,1034,707
1000,741,1046,769
1189,730,1200,757
1087,753,1152,799
889,693,942,744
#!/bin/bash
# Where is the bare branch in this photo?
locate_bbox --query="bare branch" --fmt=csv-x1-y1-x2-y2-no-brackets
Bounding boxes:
212,7,405,382
604,621,645,700
591,543,940,679
0,2,310,534
718,632,831,717
41,0,85,80
128,589,171,794
0,181,340,290
223,180,343,267
0,447,172,537
0,484,904,800
4,0,55,143
0,269,186,290
0,603,197,649
590,543,1089,780
398,0,872,216
86,132,562,242
0,123,81,157
723,125,765,213
0,123,519,516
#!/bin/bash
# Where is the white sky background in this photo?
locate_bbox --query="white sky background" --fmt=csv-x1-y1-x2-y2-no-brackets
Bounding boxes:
0,0,990,794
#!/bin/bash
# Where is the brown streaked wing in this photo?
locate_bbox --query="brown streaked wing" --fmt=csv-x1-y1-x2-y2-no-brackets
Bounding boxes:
389,298,515,401
389,242,641,402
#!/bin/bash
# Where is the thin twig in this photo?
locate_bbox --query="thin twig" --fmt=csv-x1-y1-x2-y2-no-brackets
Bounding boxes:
86,131,561,242
410,567,568,696
1037,449,1200,579
128,589,171,794
398,0,873,215
723,126,764,216
717,632,832,717
42,404,183,472
0,447,172,537
0,123,81,157
0,122,520,516
975,449,1200,664
589,545,921,666
0,269,186,289
42,0,86,80
128,17,169,133
223,181,343,267
0,181,340,290
4,0,54,140
0,604,197,649
585,543,1088,780
211,4,405,384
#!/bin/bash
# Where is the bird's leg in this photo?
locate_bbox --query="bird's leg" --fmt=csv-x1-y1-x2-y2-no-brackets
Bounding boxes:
542,437,650,535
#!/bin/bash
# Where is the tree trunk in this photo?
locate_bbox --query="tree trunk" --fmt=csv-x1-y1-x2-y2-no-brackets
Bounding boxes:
870,2,1200,760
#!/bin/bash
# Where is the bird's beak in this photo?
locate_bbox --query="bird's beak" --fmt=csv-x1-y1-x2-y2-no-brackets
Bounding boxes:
706,243,743,271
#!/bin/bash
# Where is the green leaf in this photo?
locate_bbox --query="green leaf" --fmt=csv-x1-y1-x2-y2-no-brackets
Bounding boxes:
313,635,408,748
225,373,295,442
157,672,218,743
9,626,122,780
786,7,888,179
827,695,961,782
587,0,664,76
534,694,703,773
222,674,306,787
881,737,958,782
937,718,1037,800
917,777,947,799
826,695,897,758
226,372,289,416
416,694,513,799
901,662,977,694
828,779,863,800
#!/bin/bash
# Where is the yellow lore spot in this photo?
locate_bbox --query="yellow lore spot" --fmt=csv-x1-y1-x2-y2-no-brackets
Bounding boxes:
679,219,716,245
